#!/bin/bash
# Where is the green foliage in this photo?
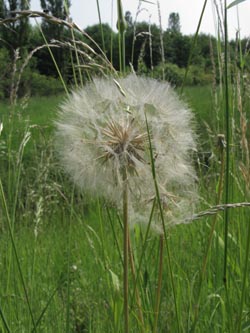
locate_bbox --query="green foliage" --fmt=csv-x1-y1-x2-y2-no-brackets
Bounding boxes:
0,0,31,53
84,23,119,69
29,72,64,96
0,84,249,331
153,62,213,86
0,47,11,99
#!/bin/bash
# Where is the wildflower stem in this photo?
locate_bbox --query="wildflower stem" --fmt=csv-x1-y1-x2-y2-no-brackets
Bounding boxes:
122,167,129,333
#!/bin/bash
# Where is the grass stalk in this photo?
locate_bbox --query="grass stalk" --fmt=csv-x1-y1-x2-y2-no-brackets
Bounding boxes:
190,135,225,332
223,0,230,287
117,0,126,73
153,234,164,333
181,0,208,93
65,190,74,333
0,178,37,332
0,304,11,333
7,128,31,293
145,113,180,333
122,167,129,333
96,0,106,53
237,219,250,332
107,207,123,263
34,18,69,95
128,235,145,330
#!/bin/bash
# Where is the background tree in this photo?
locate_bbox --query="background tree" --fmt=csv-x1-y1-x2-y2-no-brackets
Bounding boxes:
167,12,181,34
126,21,161,70
0,0,31,52
124,11,133,28
39,0,71,78
84,23,119,69
0,0,31,100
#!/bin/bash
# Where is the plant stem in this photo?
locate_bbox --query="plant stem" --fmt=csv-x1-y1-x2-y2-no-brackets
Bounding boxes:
190,136,225,332
237,217,250,332
128,235,145,330
0,179,37,332
153,234,164,333
223,0,230,287
181,0,208,94
0,302,11,333
145,114,180,333
122,167,129,333
117,0,126,73
96,0,106,54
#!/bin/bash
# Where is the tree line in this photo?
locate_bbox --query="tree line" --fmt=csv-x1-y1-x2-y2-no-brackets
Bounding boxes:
0,0,249,101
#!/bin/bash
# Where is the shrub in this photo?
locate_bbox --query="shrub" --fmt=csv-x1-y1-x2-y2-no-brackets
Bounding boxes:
29,72,64,96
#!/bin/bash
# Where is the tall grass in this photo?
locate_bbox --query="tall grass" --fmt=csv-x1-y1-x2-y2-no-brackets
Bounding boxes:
0,0,250,332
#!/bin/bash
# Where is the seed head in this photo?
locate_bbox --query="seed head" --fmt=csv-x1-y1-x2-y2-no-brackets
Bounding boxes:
55,74,198,229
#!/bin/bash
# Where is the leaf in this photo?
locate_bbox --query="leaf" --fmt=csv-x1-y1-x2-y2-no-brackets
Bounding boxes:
227,0,248,9
109,269,120,293
242,321,250,331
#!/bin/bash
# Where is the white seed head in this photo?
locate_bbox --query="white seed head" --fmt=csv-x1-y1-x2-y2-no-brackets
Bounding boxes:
55,74,198,230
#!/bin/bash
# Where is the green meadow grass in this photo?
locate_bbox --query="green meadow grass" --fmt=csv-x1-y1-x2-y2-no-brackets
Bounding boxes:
0,84,249,332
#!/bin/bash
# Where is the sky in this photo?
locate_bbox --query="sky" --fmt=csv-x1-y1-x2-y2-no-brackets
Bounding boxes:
31,0,250,39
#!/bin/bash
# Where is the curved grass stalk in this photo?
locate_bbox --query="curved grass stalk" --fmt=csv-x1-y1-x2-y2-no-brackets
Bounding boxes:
36,25,69,95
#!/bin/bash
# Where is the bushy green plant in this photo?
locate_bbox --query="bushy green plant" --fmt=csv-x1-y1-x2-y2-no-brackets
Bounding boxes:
29,72,64,96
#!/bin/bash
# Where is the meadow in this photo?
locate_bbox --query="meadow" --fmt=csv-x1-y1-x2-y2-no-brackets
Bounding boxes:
0,81,249,333
0,1,250,333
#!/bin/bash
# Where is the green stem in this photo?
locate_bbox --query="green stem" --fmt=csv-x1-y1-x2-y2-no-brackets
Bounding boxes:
131,198,156,305
190,138,225,332
145,114,180,333
0,303,11,333
128,235,145,330
117,0,127,73
0,179,37,332
153,234,164,333
223,0,230,287
122,168,129,333
181,0,208,94
237,219,250,332
35,19,69,95
96,0,106,54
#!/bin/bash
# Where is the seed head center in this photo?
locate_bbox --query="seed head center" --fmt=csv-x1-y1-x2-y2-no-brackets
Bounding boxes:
98,119,148,171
